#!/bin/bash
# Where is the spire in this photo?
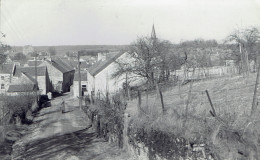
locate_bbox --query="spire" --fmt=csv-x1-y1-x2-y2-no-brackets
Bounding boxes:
151,24,157,40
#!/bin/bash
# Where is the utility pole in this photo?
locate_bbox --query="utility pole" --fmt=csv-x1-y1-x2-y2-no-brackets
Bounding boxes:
252,56,260,117
34,52,38,104
0,0,2,41
78,51,82,110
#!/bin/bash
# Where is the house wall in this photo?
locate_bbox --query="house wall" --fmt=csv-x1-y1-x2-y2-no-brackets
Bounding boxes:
62,70,75,92
0,73,12,94
94,62,125,97
73,80,88,98
87,72,94,95
87,52,133,98
45,69,51,94
41,62,63,85
11,70,51,95
35,76,47,95
40,62,63,92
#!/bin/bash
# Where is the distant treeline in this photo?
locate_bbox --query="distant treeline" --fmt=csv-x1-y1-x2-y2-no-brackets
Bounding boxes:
10,45,129,56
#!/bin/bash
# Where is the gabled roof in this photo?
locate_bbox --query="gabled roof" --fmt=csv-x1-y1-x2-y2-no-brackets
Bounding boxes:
0,63,15,74
14,66,47,77
27,60,42,67
74,71,88,81
21,72,37,84
46,58,74,73
88,52,124,76
7,84,38,92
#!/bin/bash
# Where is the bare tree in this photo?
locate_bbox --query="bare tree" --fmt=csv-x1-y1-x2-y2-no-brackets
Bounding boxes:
0,44,11,65
0,53,6,65
12,52,27,62
113,36,184,90
226,27,260,75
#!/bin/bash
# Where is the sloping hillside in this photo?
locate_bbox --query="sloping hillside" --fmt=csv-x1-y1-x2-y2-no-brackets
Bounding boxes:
127,74,256,118
126,74,260,158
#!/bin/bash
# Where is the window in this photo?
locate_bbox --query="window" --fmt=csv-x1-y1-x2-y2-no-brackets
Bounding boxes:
1,84,4,89
82,85,87,92
1,76,4,80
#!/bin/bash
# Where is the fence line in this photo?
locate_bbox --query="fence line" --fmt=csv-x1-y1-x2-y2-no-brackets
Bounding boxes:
171,66,239,81
163,83,255,97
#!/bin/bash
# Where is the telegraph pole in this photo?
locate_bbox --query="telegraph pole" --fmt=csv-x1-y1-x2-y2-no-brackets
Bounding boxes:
34,52,38,103
0,0,2,41
78,51,82,110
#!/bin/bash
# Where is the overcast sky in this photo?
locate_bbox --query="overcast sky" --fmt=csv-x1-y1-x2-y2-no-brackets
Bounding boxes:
1,0,260,46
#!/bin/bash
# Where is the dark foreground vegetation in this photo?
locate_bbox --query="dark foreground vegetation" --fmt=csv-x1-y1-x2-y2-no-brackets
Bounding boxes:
0,94,49,159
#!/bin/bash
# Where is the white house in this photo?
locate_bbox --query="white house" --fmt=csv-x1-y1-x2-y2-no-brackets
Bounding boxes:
73,71,88,98
12,66,51,95
0,63,16,94
39,58,75,93
7,72,39,96
87,52,130,98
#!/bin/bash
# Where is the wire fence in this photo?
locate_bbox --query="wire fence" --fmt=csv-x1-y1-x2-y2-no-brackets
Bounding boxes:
130,79,257,116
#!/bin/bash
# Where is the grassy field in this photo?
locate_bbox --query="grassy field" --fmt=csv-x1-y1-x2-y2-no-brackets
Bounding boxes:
127,74,256,118
126,73,260,158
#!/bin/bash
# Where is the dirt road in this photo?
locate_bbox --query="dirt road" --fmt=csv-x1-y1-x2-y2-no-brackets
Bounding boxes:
11,94,132,160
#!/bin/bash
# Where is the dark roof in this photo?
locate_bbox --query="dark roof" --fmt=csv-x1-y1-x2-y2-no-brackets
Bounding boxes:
14,66,46,77
88,52,124,76
27,60,42,66
47,58,74,73
7,84,37,92
74,71,88,81
80,62,92,69
0,63,15,74
22,72,37,83
60,58,78,68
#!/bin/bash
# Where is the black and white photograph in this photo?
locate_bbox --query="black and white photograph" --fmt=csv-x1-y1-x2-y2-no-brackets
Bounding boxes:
0,0,260,159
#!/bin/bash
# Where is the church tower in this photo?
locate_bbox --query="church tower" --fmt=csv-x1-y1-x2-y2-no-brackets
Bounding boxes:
151,24,157,40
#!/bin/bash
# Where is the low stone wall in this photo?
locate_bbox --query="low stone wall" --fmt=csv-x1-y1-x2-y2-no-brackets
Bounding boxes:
90,111,211,160
125,113,211,160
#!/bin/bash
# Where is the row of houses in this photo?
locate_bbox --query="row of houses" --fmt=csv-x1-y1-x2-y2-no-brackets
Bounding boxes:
0,51,129,99
73,51,130,98
1,50,246,100
0,57,75,96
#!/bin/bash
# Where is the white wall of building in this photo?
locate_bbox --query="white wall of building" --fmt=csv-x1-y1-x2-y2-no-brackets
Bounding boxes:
73,80,88,98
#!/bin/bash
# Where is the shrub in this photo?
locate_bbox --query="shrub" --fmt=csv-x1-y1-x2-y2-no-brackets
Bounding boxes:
1,94,36,125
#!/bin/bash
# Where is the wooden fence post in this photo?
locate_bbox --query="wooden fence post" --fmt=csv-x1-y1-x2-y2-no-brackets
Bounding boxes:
123,113,130,150
159,89,165,114
251,57,260,117
156,82,165,114
146,90,149,112
138,90,141,116
205,90,216,117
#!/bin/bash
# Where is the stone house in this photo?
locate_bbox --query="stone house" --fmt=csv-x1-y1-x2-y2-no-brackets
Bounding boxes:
73,71,88,98
13,66,51,95
87,52,130,98
0,63,16,94
39,58,75,93
7,72,39,96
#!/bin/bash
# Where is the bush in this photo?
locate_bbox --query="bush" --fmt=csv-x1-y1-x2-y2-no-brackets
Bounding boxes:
1,94,36,125
87,93,126,147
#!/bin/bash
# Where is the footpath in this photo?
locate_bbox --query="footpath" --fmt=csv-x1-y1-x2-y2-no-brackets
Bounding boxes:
11,94,132,160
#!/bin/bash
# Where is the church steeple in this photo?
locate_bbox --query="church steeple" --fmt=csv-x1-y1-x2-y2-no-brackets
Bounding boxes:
151,24,157,40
